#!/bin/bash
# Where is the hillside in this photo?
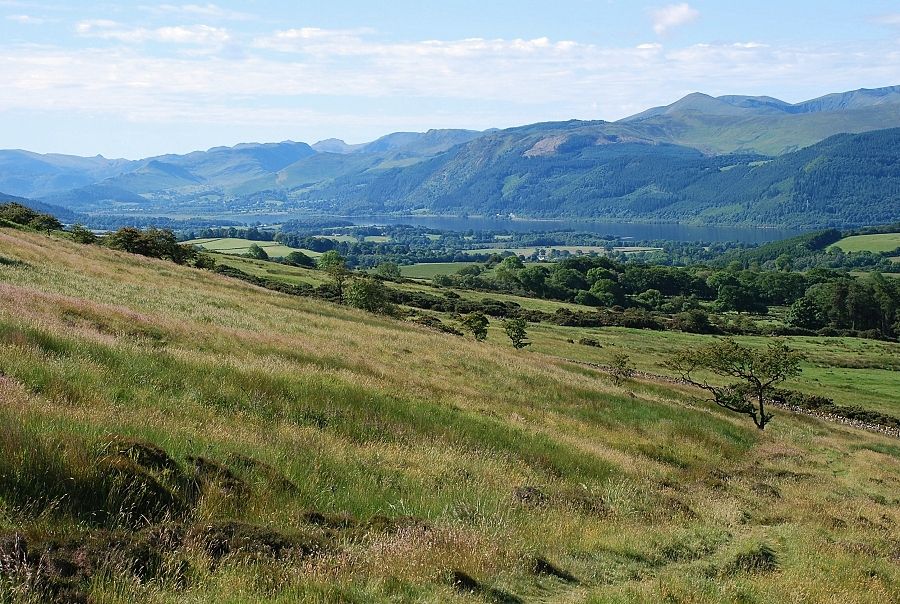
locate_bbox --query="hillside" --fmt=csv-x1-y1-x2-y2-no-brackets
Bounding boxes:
304,128,900,228
621,86,900,155
1,85,900,226
0,227,898,602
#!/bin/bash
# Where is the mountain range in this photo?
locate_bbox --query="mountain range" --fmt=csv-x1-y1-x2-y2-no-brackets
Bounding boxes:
2,85,900,228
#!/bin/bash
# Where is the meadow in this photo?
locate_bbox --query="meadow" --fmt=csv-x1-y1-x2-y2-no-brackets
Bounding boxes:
829,232,900,253
183,237,321,258
216,253,900,417
0,228,898,603
399,262,484,279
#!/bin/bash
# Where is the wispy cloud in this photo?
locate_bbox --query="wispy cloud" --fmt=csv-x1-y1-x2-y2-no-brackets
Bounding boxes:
144,3,255,21
6,14,45,24
75,20,231,45
874,13,900,26
2,28,899,131
650,3,700,35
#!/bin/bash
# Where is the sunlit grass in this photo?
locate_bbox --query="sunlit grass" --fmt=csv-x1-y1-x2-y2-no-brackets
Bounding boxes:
0,228,897,602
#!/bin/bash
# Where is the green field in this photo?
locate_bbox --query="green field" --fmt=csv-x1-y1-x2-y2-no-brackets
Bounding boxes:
184,237,321,258
0,228,898,603
829,232,900,253
399,262,483,279
522,324,900,418
213,254,328,287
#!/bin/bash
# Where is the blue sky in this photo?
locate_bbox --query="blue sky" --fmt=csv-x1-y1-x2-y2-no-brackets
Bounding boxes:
1,0,899,158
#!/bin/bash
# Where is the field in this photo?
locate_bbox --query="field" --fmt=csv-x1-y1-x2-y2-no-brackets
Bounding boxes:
220,256,900,418
0,228,898,603
399,262,483,279
829,232,900,253
184,237,321,258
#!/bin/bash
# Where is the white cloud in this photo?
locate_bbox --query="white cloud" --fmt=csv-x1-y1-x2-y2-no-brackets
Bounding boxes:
6,14,45,24
1,28,899,135
75,20,230,45
145,3,255,21
875,13,900,26
650,3,700,35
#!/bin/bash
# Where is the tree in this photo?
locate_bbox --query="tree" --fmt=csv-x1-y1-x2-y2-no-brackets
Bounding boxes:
28,213,62,232
668,339,803,430
194,253,217,270
246,244,269,261
609,352,635,385
503,318,530,349
342,277,393,314
461,312,489,341
69,224,97,244
284,251,315,267
318,250,349,292
374,262,402,280
786,296,826,330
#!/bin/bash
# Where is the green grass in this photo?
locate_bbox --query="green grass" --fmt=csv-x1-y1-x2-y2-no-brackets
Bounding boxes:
0,227,897,603
211,254,328,286
524,324,900,418
184,237,321,258
829,233,900,253
398,262,483,279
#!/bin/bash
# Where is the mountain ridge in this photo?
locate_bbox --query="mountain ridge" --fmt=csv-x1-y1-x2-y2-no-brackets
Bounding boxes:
2,84,900,227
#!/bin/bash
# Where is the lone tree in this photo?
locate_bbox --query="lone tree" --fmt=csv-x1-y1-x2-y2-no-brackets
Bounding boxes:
318,250,349,292
246,243,269,261
609,352,635,386
668,339,803,430
503,317,530,349
342,277,393,315
461,312,489,341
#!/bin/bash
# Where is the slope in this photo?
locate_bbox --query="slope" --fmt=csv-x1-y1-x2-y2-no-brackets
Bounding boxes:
621,85,900,154
303,127,900,227
0,227,897,602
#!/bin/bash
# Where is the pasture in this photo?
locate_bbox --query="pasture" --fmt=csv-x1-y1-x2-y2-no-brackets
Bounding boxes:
184,237,320,258
829,232,900,253
0,227,897,603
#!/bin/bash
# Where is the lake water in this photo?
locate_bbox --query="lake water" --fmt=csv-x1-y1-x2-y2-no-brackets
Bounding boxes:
340,216,805,243
216,211,805,243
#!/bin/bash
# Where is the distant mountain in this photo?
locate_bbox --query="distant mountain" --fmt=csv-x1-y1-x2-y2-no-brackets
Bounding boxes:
0,150,134,199
300,127,900,228
313,129,486,156
619,85,900,154
2,85,900,227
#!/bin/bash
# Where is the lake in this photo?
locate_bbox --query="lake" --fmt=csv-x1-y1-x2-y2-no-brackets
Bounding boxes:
341,215,805,243
193,211,806,243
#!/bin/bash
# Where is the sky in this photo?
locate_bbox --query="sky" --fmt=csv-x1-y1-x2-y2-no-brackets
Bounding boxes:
1,1,900,158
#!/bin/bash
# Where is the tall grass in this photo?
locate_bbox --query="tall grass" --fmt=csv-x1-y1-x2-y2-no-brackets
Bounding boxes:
0,228,897,602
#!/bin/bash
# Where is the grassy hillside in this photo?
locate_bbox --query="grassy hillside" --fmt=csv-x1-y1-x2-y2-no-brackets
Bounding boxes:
830,233,900,253
0,228,898,603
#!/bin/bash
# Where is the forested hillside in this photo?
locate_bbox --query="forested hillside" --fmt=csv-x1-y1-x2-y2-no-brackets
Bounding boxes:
302,128,900,228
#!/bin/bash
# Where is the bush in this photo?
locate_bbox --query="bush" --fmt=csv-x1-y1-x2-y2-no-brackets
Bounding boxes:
105,228,196,265
343,277,394,314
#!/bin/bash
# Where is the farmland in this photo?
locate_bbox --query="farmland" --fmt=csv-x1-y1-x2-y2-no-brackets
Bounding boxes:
829,232,900,253
184,237,321,258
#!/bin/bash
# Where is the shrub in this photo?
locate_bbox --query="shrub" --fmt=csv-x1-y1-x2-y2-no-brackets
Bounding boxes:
503,317,530,349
